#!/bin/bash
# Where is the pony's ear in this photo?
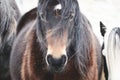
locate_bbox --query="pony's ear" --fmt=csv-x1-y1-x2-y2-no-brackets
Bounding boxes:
100,21,106,37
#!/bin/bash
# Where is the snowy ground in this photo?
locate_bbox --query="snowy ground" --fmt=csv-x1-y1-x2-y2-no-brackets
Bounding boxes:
16,0,120,45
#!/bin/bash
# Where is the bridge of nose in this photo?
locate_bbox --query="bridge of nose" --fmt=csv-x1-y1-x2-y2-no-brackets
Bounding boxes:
47,35,67,59
47,44,66,59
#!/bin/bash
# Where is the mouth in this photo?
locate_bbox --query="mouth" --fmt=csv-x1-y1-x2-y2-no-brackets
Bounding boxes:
48,66,65,73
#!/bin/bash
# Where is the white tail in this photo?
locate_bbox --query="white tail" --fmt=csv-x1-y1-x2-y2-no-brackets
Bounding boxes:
104,27,120,80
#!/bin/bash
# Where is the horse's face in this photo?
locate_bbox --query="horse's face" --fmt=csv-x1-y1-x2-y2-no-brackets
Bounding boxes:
38,0,76,73
46,30,68,73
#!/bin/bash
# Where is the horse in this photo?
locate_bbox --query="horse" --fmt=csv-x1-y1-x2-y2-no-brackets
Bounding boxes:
0,0,21,80
100,22,120,80
100,22,108,80
10,0,102,80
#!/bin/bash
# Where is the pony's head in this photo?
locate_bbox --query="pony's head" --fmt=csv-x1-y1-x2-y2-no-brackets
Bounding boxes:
36,0,80,73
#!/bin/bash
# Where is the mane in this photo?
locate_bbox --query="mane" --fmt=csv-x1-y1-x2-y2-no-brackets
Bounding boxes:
73,15,95,78
36,0,95,78
0,0,20,52
105,27,120,79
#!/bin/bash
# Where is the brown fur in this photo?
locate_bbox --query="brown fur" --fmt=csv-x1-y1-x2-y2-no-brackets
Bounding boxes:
10,22,101,80
19,26,78,80
17,8,37,34
46,30,67,58
11,21,101,80
20,29,83,80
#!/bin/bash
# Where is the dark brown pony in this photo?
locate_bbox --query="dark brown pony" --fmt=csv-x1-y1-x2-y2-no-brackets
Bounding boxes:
10,0,102,80
0,0,20,80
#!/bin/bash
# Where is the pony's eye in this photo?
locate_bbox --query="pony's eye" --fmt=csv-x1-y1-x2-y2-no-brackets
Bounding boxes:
39,12,47,22
64,12,75,21
69,12,75,21
54,9,61,17
54,4,62,17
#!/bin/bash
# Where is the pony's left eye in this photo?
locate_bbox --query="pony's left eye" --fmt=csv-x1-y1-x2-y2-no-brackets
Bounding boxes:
69,12,75,21
64,12,75,21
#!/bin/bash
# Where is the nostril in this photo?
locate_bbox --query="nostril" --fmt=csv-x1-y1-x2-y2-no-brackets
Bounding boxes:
47,55,52,65
61,55,67,65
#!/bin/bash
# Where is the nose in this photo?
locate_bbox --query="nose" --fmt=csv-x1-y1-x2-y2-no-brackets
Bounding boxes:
46,55,67,68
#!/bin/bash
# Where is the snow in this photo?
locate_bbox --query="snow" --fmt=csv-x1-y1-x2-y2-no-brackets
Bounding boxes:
78,0,120,45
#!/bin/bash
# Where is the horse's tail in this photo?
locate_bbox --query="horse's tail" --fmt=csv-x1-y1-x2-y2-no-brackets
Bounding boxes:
106,27,120,80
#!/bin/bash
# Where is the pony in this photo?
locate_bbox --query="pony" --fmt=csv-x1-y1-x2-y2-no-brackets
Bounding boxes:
0,0,21,80
100,22,108,80
10,0,102,80
100,22,120,80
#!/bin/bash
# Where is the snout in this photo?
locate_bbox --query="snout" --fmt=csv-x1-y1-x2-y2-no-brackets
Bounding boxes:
46,55,67,73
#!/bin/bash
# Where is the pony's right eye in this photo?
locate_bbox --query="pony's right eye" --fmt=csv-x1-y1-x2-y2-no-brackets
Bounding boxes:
39,12,47,22
54,4,62,17
54,9,61,17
